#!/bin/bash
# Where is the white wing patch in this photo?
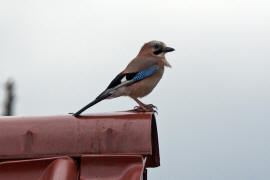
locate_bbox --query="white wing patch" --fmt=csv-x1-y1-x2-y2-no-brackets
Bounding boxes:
121,76,127,83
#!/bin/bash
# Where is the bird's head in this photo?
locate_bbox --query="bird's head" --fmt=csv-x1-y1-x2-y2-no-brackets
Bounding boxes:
138,40,175,67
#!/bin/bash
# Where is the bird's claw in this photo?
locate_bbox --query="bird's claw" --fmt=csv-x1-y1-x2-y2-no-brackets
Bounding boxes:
147,104,158,114
133,104,158,114
148,104,158,110
133,106,145,112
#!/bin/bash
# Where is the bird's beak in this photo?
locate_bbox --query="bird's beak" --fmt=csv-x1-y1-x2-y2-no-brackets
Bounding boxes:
163,47,175,53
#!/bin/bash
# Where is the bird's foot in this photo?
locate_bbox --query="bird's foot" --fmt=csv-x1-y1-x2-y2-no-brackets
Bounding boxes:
146,104,158,110
133,104,158,113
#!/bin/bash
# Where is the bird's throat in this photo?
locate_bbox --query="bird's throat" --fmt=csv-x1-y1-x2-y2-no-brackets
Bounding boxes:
163,58,172,68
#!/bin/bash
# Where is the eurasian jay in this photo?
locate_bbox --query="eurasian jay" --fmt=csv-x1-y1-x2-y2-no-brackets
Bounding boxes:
73,40,174,116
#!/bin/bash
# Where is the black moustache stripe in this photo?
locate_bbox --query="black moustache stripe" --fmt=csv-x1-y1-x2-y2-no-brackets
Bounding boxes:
153,49,163,55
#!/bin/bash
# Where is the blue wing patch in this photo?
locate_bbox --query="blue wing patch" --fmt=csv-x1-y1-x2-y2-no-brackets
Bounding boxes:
133,65,158,82
105,65,158,90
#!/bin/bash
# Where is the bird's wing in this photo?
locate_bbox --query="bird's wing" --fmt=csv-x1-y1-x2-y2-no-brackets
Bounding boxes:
106,72,137,89
96,65,158,99
106,64,159,90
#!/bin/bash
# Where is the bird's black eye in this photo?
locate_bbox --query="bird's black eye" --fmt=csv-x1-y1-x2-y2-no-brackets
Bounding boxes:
153,44,160,49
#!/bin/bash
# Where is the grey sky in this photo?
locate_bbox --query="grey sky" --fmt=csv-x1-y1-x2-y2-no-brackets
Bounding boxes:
1,0,270,179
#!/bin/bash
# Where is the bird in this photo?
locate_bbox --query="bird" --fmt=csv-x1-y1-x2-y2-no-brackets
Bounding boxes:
73,40,174,117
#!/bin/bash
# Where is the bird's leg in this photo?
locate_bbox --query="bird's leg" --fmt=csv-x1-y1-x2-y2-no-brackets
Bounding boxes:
132,97,157,112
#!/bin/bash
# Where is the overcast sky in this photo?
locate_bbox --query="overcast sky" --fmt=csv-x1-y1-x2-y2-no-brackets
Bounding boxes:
1,0,270,179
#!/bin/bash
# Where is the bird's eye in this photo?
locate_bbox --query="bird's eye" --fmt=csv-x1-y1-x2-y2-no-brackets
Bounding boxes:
153,44,160,49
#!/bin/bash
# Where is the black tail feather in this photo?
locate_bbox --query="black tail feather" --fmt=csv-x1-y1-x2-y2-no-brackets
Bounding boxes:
73,93,112,117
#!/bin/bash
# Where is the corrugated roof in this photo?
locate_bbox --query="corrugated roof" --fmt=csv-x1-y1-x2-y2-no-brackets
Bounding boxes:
0,155,147,180
0,156,78,180
0,112,160,168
